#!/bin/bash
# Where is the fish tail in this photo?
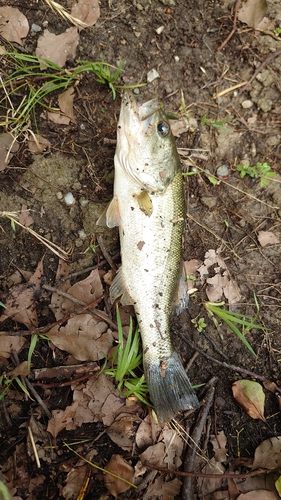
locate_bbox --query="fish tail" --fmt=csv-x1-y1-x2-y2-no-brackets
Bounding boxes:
144,351,199,422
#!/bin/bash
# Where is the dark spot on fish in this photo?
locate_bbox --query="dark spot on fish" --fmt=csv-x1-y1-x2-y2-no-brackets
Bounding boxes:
118,125,121,129
145,163,148,166
122,230,125,236
159,292,163,297
160,360,168,378
144,346,149,354
131,206,134,211
144,269,149,272
152,342,156,347
137,240,145,250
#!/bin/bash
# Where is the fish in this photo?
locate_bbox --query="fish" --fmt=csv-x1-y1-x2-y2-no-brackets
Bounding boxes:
103,91,199,422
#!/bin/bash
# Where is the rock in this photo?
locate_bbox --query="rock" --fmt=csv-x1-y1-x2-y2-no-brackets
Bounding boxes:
257,97,273,112
241,100,253,109
216,165,229,177
147,68,160,83
200,196,218,209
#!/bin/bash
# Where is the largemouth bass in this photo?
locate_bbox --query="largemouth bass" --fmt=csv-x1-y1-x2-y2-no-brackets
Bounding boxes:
104,91,199,422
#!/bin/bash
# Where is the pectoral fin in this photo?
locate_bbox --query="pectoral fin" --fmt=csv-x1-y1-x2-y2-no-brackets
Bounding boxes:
110,267,135,306
96,197,121,228
171,262,189,315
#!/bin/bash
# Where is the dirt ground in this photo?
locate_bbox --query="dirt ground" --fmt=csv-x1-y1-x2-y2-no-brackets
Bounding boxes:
0,0,281,498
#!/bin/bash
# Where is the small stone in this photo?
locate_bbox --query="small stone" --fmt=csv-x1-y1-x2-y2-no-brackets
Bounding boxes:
257,98,272,113
216,165,229,177
200,196,218,209
134,31,141,38
136,3,143,10
42,20,48,28
78,230,87,239
174,55,179,62
56,191,63,200
64,192,75,205
80,198,89,207
147,68,160,83
31,24,42,32
159,0,175,5
156,26,164,34
241,100,253,109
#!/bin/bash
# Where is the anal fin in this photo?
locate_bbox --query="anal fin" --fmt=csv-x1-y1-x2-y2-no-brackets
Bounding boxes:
171,261,189,315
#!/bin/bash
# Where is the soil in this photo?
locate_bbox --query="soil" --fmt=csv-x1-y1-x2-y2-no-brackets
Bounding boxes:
0,0,281,499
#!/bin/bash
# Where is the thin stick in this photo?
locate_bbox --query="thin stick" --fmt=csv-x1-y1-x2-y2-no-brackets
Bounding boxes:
217,0,241,52
146,463,268,479
96,235,118,272
28,425,41,468
181,380,217,500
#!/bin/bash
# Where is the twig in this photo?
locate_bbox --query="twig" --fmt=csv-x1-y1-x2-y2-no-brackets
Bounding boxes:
217,0,241,52
30,362,99,381
96,235,118,272
181,379,218,500
177,332,281,395
28,425,41,468
146,463,268,479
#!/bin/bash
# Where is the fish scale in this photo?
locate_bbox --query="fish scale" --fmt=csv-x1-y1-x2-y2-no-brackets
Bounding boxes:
104,91,199,421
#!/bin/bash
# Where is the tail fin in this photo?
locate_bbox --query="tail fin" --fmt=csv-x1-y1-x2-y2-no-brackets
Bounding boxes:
144,351,199,422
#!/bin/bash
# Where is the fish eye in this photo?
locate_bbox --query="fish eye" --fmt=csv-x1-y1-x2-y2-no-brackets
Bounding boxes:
157,121,170,137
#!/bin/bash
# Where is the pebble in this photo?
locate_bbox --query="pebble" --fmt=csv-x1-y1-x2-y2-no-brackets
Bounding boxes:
216,165,229,177
78,230,87,239
147,68,160,83
241,99,253,109
31,24,42,32
80,198,89,207
42,20,48,28
64,192,76,205
156,26,164,34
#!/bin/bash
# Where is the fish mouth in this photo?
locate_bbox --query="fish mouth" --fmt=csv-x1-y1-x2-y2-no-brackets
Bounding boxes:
116,91,175,192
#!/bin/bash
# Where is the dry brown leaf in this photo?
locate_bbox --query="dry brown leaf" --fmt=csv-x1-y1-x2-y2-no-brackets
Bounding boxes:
232,380,265,421
252,436,281,470
47,401,79,439
28,134,51,154
263,380,278,393
238,0,267,28
163,429,183,469
8,361,29,378
0,133,19,171
58,87,76,124
41,110,70,125
71,0,100,28
104,454,135,498
198,457,225,497
61,465,88,499
26,475,45,500
198,249,241,304
258,231,279,247
0,335,26,358
237,492,278,500
46,314,113,361
135,415,162,450
50,269,103,320
139,442,166,467
210,430,227,463
35,28,79,68
19,205,34,227
0,6,29,45
0,257,44,328
107,416,137,452
143,476,182,500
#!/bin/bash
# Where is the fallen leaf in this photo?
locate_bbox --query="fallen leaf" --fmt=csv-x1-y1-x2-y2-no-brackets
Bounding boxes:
104,454,135,498
41,110,70,125
20,205,34,227
252,436,281,470
263,380,278,393
46,314,114,361
0,335,26,358
258,231,279,247
143,476,182,500
238,0,267,28
0,7,29,45
232,380,265,421
210,430,227,463
8,361,29,378
58,86,76,123
0,133,19,171
197,457,225,497
28,134,51,154
61,465,88,500
139,442,166,467
163,429,183,469
35,28,79,68
47,401,79,439
198,249,241,304
71,0,100,28
107,415,138,452
135,415,162,450
237,491,278,500
0,257,44,328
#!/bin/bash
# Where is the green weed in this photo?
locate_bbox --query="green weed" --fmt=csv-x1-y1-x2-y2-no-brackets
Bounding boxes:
201,114,231,131
236,162,276,187
102,306,150,405
191,316,207,333
204,300,266,357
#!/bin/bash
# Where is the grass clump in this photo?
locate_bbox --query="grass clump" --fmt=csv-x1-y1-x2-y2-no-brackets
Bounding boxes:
102,306,150,405
236,162,276,187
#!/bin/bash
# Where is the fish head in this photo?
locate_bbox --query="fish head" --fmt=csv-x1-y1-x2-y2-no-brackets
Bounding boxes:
115,91,180,192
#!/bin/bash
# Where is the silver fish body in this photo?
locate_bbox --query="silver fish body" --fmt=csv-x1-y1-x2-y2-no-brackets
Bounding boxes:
105,91,199,421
